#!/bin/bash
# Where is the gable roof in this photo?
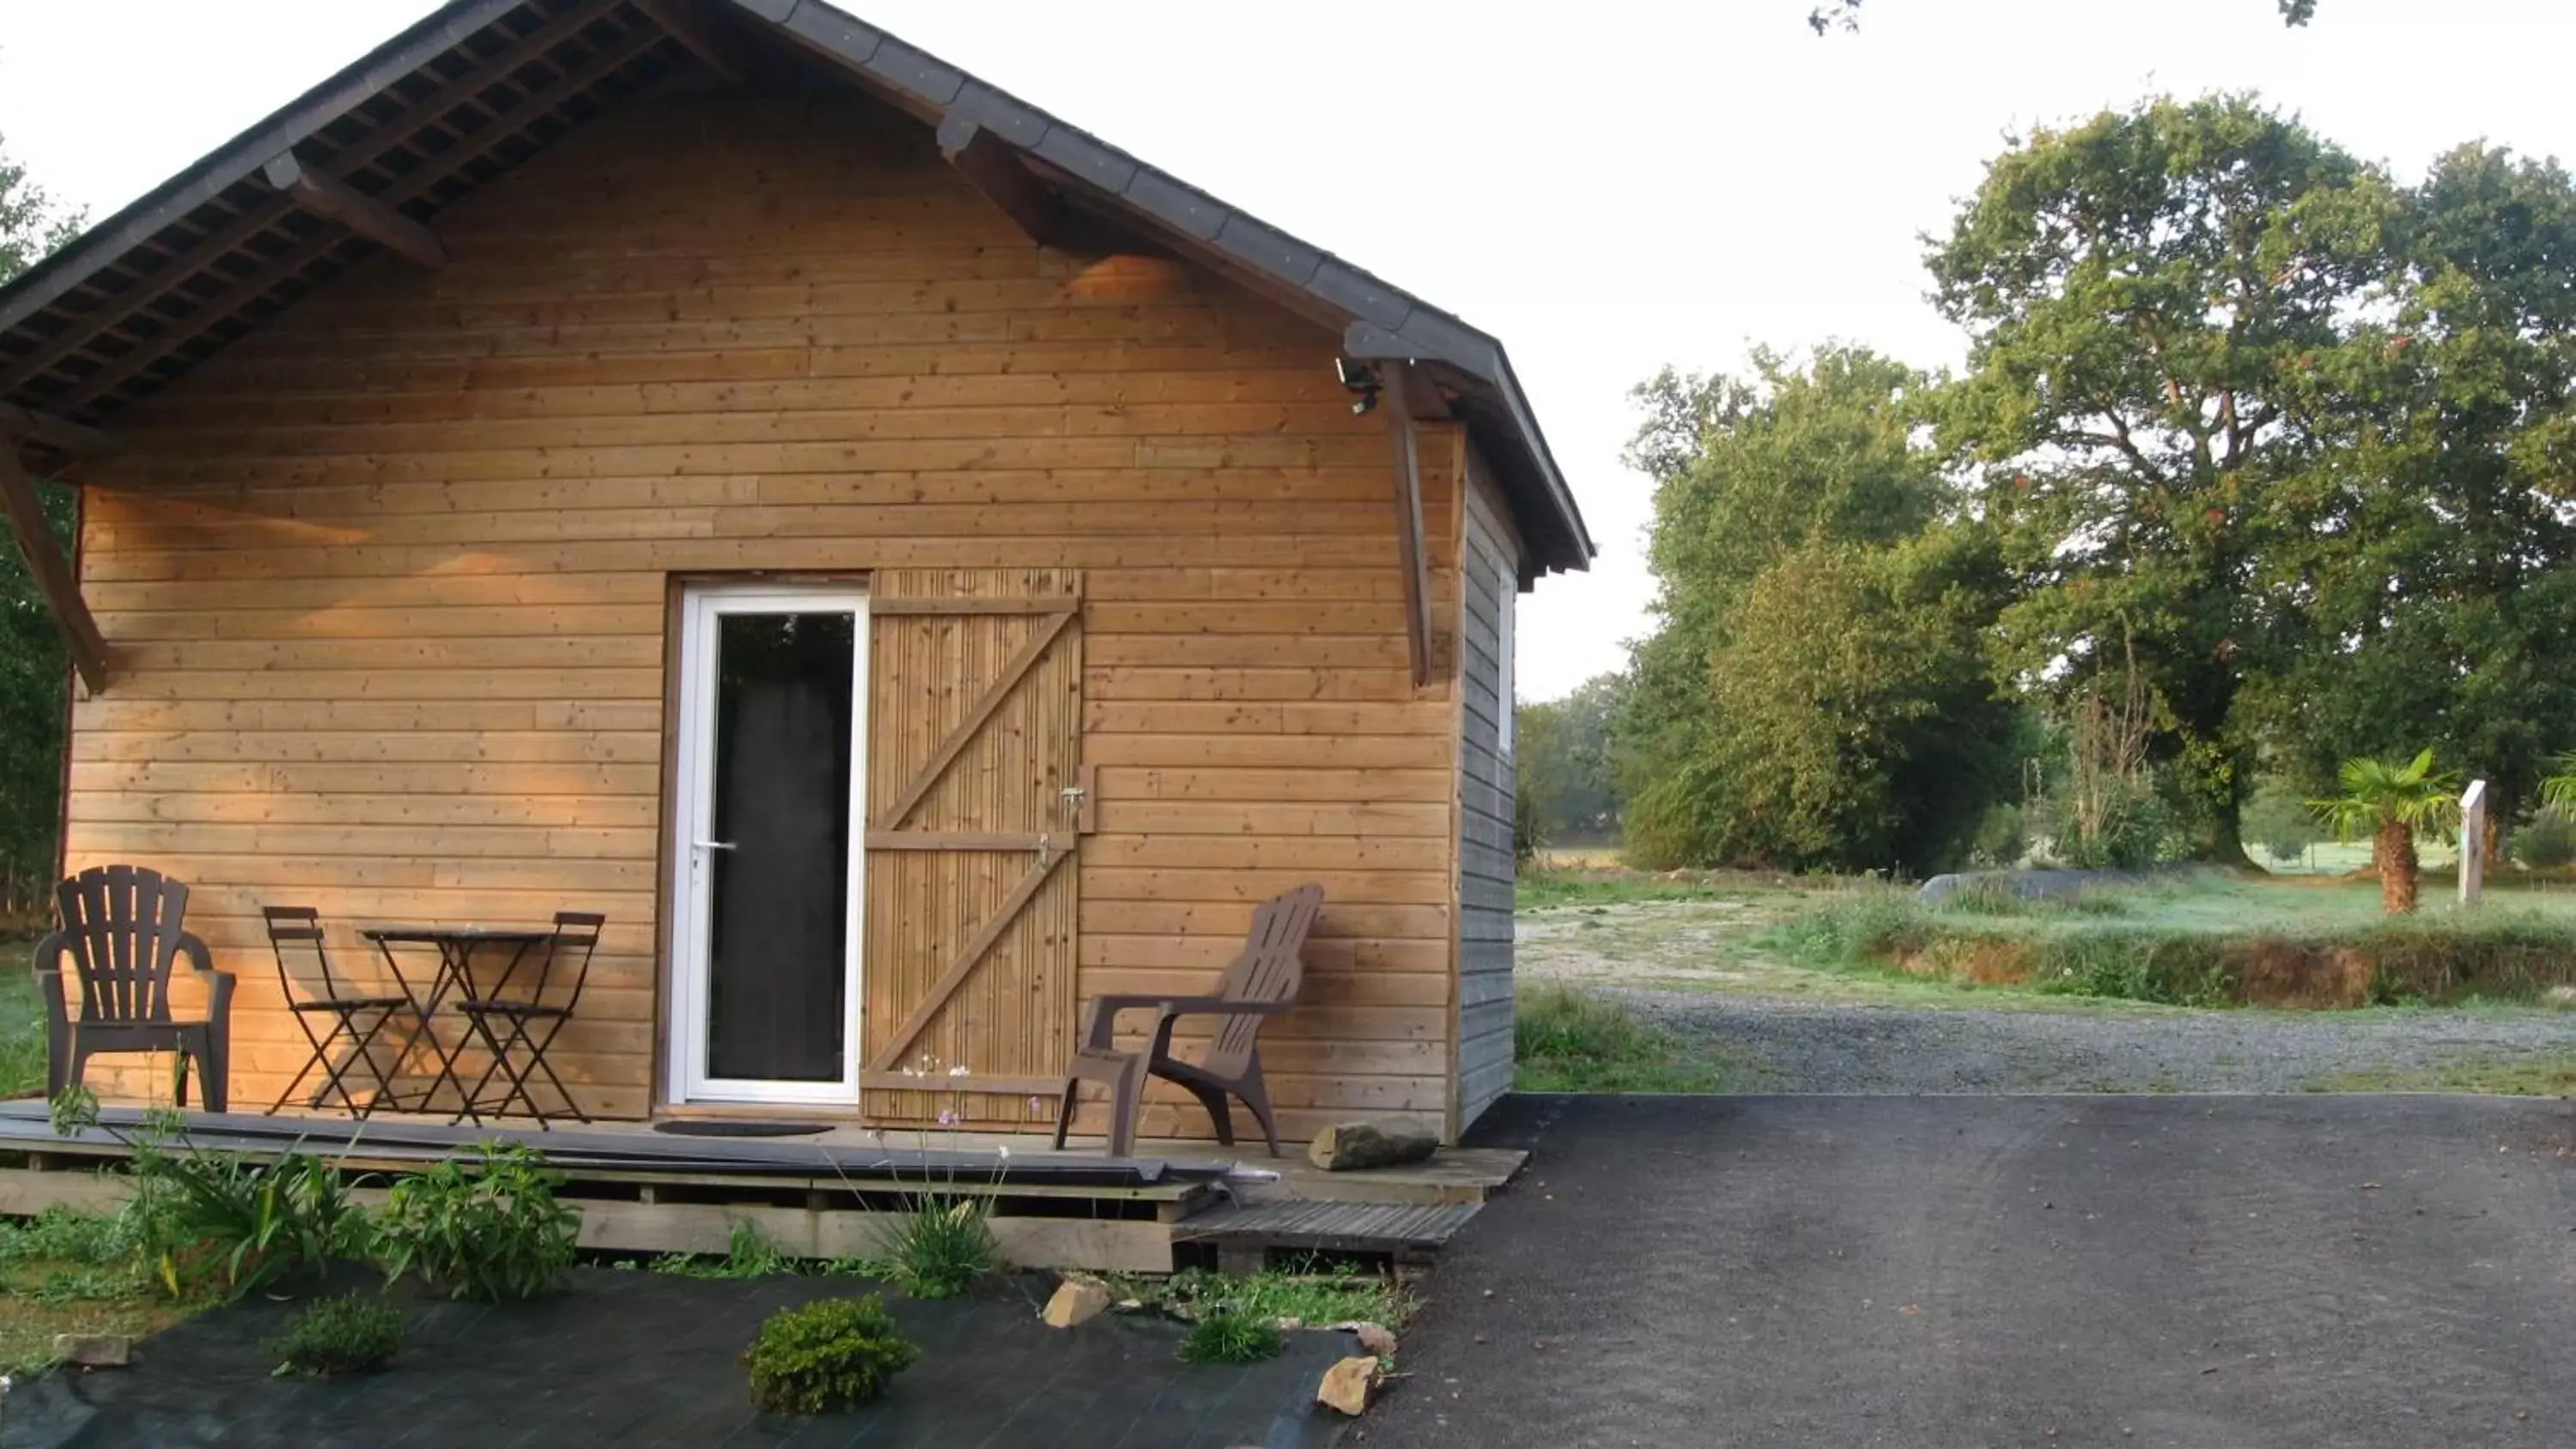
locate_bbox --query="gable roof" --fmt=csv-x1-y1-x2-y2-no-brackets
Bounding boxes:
0,0,1592,573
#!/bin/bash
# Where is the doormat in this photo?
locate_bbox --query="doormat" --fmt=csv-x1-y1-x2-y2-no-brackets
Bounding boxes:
650,1119,831,1138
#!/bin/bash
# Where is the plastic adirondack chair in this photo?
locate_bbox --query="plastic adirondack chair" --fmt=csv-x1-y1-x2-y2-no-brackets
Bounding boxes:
33,864,234,1113
1054,882,1323,1158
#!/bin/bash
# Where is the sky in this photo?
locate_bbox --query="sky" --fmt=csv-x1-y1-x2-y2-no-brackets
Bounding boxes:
4,0,2573,701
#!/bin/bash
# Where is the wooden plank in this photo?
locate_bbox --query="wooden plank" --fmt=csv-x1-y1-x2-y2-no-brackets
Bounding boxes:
870,609,1072,831
261,152,448,270
870,597,1082,615
574,1199,1171,1273
862,831,1046,852
0,447,109,693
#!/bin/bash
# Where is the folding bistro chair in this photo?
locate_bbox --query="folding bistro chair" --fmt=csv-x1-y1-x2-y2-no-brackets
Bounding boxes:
454,912,603,1127
262,906,413,1118
33,864,234,1113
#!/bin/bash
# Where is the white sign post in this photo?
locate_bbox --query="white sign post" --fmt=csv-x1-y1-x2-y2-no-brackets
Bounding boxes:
2460,779,2488,910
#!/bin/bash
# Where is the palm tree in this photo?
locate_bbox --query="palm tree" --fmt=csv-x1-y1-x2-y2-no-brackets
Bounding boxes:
2541,753,2576,818
2310,750,2463,914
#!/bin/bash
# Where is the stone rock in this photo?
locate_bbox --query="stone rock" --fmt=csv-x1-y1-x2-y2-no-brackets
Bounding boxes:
2545,985,2576,1007
1308,1120,1437,1172
1352,1321,1398,1358
1042,1276,1114,1329
53,1333,130,1367
1316,1355,1382,1416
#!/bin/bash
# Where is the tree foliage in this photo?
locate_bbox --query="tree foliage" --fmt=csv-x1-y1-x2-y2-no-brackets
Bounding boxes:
1516,673,1625,846
1619,348,2021,873
1929,94,2399,865
2257,144,2576,833
0,133,82,909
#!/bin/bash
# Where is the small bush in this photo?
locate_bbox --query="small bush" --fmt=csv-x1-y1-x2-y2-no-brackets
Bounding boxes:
2512,814,2576,870
1179,1308,1285,1365
131,1148,368,1300
374,1142,580,1302
742,1294,919,1414
266,1294,403,1378
880,1195,998,1300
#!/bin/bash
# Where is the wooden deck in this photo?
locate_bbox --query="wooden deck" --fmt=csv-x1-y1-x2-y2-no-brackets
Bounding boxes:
0,1104,1524,1274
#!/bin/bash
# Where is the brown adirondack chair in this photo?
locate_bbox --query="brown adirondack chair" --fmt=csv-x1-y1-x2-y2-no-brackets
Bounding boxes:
1054,882,1323,1158
33,865,234,1113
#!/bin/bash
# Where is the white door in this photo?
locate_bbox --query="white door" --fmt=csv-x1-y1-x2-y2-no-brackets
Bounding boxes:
667,583,868,1105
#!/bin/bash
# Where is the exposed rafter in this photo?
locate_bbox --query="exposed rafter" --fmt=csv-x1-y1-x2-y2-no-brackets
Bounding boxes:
634,0,753,83
0,446,108,694
54,16,671,415
935,115,1061,246
262,152,449,270
0,402,118,458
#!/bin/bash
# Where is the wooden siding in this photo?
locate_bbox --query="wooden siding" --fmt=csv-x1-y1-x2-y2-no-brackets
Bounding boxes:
61,89,1465,1142
1455,458,1520,1130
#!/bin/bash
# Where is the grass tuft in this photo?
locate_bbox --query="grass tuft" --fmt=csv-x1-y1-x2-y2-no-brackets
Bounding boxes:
1514,983,1729,1092
879,1194,998,1300
1178,1308,1285,1365
265,1294,403,1378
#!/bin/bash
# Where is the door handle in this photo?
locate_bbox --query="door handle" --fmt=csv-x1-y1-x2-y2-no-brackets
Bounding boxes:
692,840,738,852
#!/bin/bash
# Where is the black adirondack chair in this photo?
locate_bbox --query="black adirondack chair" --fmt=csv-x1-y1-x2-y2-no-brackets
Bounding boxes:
33,865,234,1113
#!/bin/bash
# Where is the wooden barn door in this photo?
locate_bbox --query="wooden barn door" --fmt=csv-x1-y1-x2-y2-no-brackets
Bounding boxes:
863,569,1087,1125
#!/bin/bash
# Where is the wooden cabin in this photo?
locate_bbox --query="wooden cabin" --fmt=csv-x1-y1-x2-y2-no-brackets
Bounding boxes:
0,0,1591,1146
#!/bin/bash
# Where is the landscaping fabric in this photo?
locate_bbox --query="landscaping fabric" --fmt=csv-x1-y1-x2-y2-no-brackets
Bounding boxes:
3,1269,1351,1448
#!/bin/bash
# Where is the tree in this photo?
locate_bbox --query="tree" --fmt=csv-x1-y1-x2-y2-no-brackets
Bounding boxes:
0,132,82,910
1619,346,2021,873
1929,94,2399,867
2259,145,2576,850
1516,674,1625,846
2310,749,2461,914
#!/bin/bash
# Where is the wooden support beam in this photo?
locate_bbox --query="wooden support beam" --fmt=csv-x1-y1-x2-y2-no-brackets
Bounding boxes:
1384,364,1435,688
0,447,108,694
633,0,754,83
935,115,1062,246
0,403,117,457
260,151,447,270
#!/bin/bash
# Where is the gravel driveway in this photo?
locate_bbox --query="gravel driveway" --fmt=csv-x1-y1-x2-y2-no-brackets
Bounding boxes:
1522,900,2576,1094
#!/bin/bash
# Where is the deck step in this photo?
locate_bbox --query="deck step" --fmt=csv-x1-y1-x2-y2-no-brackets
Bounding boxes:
1176,1199,1482,1267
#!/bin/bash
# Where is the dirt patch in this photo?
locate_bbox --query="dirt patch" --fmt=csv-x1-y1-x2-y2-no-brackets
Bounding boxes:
2234,941,2375,1009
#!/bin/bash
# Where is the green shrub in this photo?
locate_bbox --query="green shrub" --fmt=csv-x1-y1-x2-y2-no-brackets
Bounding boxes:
1178,1308,1285,1365
742,1294,920,1414
131,1148,367,1300
266,1294,403,1378
880,1195,998,1300
1968,804,2029,869
0,1204,142,1269
374,1142,580,1302
2512,814,2576,870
